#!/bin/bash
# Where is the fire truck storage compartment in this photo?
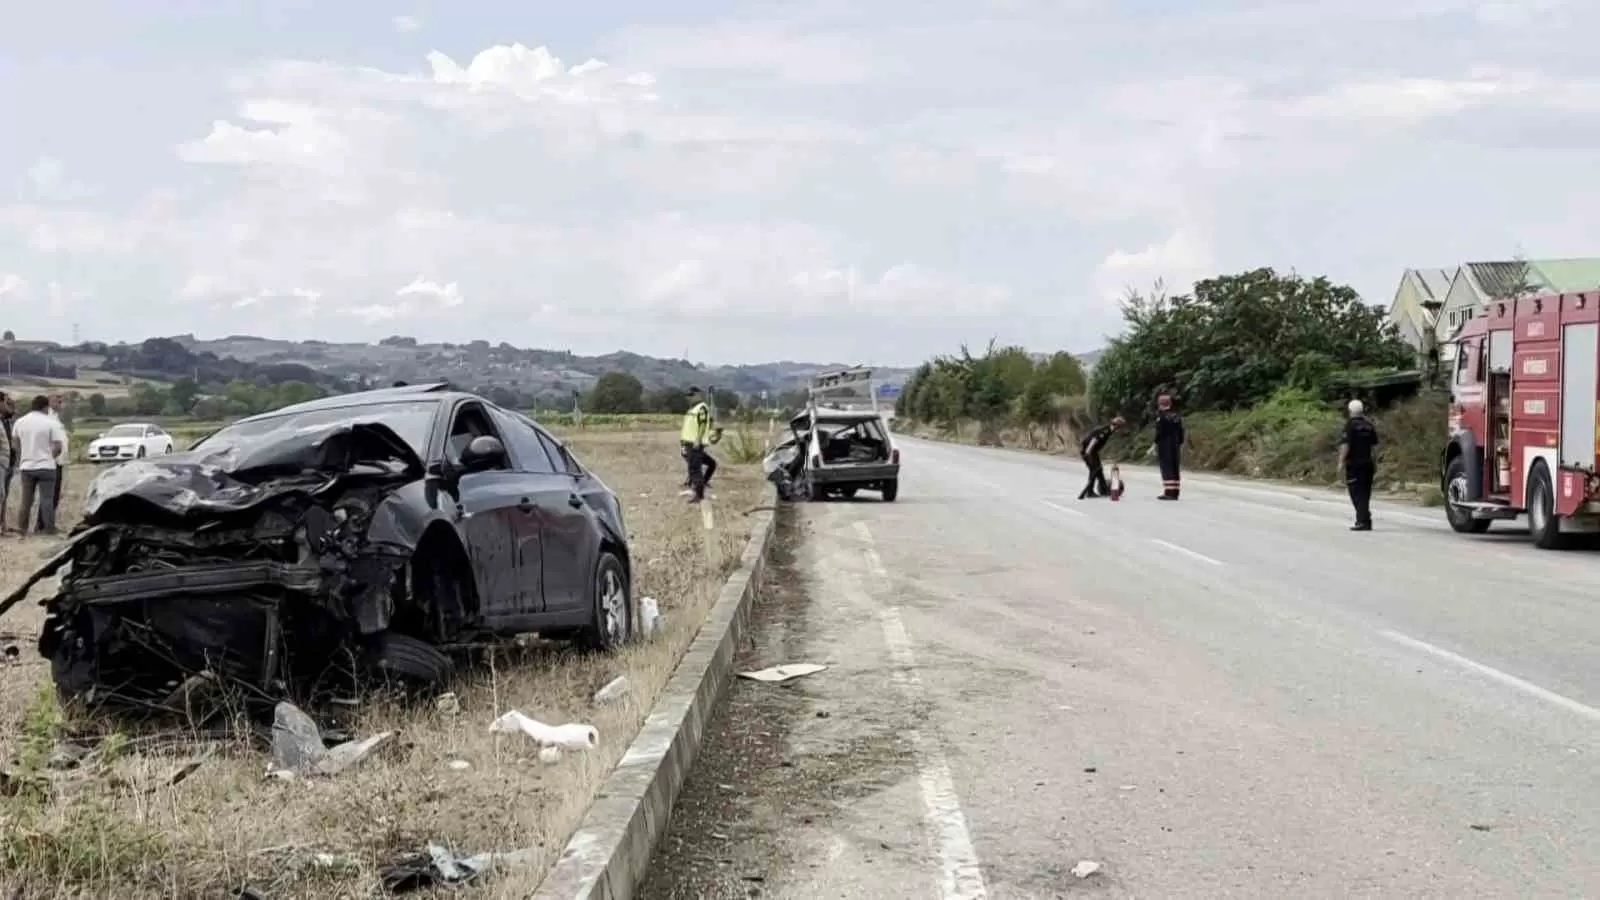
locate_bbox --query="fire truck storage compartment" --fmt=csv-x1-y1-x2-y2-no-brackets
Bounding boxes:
1560,320,1599,468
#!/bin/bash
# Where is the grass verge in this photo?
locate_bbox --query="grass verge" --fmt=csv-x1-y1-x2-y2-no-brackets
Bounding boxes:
0,430,766,898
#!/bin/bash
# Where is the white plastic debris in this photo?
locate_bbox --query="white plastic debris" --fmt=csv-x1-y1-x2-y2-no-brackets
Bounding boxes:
1071,860,1102,879
639,597,664,638
593,676,630,705
269,701,394,778
737,663,828,683
447,759,471,771
538,746,563,765
488,711,598,751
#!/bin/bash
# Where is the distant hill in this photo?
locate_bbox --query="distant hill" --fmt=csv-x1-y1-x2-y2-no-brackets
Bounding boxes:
1076,348,1105,372
3,333,914,409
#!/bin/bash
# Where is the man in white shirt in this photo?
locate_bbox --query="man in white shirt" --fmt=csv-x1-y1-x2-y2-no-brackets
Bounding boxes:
12,394,68,536
35,392,68,531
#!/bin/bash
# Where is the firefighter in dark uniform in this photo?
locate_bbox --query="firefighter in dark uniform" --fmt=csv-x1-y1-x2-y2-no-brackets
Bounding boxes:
1077,416,1125,499
1154,393,1184,500
1339,399,1379,531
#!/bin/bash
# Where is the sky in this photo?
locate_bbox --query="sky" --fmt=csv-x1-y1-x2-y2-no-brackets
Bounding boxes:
2,0,1598,366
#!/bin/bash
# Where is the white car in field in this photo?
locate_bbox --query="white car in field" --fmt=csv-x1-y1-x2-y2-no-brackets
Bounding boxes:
87,423,176,463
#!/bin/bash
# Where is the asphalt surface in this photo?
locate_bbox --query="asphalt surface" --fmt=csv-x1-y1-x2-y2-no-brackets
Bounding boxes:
645,437,1600,899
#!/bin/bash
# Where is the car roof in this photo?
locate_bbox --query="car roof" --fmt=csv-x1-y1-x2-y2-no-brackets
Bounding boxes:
233,382,470,425
790,409,884,427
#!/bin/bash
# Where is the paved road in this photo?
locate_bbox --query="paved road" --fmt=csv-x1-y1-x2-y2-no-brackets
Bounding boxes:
644,437,1600,899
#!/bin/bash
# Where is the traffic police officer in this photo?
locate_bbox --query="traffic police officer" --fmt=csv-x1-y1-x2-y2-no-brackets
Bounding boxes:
1154,393,1185,500
680,387,719,504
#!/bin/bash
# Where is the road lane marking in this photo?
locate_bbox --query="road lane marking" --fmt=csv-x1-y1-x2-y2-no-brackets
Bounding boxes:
1041,500,1087,518
849,521,988,899
1150,537,1223,566
1379,630,1600,724
852,521,890,578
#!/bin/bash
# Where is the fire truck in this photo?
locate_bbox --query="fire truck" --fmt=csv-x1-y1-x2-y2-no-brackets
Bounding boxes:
1443,290,1600,548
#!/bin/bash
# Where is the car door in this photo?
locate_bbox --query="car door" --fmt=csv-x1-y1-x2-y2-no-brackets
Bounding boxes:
440,401,537,618
141,426,158,456
486,406,571,614
531,426,603,613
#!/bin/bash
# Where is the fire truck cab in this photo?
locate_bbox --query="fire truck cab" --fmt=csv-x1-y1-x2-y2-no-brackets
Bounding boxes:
1443,290,1600,548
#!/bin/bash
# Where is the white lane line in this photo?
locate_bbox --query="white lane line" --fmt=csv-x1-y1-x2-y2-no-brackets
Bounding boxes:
1150,538,1223,566
1380,630,1600,724
1041,500,1088,518
850,521,988,899
852,521,890,578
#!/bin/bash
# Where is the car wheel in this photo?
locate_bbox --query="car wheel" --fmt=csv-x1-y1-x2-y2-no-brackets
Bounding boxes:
578,551,632,652
370,632,454,687
163,443,173,454
882,479,899,502
1527,463,1569,550
806,478,826,502
1444,455,1491,534
136,446,146,458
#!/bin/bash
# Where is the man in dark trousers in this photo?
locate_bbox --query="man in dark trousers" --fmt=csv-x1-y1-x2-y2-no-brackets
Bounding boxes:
679,387,719,503
1077,416,1125,499
1339,399,1380,531
1154,393,1185,500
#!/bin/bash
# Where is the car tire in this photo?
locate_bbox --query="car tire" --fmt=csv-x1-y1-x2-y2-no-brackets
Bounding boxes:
164,443,173,454
807,478,826,502
1444,454,1491,534
578,551,632,652
1527,463,1569,550
370,632,454,686
882,480,899,502
136,446,146,458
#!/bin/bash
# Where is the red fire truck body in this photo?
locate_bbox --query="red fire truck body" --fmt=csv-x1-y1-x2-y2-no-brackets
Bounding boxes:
1443,290,1600,548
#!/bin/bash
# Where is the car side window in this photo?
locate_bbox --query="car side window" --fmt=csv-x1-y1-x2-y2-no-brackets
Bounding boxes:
489,408,558,474
446,402,511,471
534,428,583,476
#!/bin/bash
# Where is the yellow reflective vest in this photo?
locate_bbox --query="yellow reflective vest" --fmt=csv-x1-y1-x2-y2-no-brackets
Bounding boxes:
680,401,712,445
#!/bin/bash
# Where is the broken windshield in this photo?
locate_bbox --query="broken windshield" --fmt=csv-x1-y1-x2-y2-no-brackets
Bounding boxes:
190,400,441,458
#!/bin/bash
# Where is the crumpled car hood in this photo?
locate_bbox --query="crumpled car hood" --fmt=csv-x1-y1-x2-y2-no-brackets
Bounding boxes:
84,421,423,521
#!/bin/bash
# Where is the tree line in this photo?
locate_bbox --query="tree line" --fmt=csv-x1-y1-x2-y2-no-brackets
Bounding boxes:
897,268,1416,438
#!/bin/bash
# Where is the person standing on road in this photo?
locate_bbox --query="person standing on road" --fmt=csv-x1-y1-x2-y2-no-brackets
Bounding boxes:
12,394,67,536
1077,416,1125,499
1339,399,1380,532
1154,394,1185,500
680,387,719,504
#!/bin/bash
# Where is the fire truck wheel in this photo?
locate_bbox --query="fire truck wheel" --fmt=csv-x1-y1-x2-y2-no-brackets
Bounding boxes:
1527,463,1570,550
1444,455,1491,534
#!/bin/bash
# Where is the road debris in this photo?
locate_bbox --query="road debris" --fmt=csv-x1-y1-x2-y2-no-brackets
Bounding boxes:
268,701,395,778
593,675,630,705
434,692,461,715
737,663,827,683
639,596,664,637
487,710,598,751
1071,860,1102,879
380,843,492,894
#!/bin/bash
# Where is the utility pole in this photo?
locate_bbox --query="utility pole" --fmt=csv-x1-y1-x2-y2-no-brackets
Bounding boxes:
71,322,80,344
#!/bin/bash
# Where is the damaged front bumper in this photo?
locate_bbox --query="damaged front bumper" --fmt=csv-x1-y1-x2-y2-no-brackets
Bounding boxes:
29,532,412,714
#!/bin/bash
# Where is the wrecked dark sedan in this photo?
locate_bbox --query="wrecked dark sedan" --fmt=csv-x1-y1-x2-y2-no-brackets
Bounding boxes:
3,382,635,712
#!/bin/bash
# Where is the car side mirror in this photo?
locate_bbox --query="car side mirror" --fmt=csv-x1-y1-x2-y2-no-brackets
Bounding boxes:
459,434,507,473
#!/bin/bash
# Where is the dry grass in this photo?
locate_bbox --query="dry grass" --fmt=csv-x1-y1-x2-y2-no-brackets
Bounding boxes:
0,430,768,899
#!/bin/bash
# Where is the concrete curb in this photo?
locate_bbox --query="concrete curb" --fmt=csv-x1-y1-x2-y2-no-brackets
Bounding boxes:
531,505,781,900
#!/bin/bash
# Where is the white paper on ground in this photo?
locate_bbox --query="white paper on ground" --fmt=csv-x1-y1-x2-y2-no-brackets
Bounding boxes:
593,675,629,704
736,663,828,683
488,710,598,751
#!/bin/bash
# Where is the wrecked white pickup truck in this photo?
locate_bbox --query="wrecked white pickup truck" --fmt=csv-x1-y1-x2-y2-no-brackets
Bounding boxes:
0,383,636,716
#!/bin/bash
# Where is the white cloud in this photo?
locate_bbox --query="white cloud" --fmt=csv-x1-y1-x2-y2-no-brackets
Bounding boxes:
0,273,25,299
396,277,464,308
1092,230,1214,308
3,4,1600,362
